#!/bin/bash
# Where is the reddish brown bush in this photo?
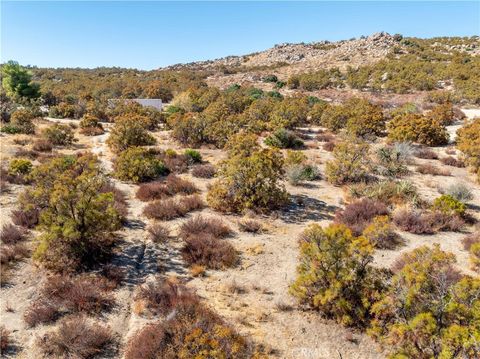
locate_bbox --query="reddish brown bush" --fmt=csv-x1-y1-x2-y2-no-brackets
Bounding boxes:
0,326,10,354
179,215,232,241
11,208,40,228
15,148,40,159
192,164,216,178
37,315,113,359
32,139,53,152
101,265,125,288
182,234,238,269
24,275,115,327
322,141,336,152
143,195,204,221
80,126,104,136
415,147,439,159
393,209,436,234
134,280,198,316
238,219,263,233
416,164,451,176
1,224,27,244
462,231,480,250
440,156,465,168
0,180,9,194
24,299,59,327
136,175,198,202
0,243,29,266
147,223,170,243
334,198,389,235
165,175,197,195
316,133,335,142
163,154,189,173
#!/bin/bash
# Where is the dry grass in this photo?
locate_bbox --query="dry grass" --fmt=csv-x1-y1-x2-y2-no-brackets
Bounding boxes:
147,224,170,243
440,156,465,168
238,218,263,233
191,164,216,178
136,175,197,201
415,147,438,159
143,195,204,221
179,215,233,240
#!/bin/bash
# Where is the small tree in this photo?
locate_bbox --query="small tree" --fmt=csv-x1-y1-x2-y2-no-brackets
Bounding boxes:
290,224,385,327
207,135,288,213
21,154,123,272
325,140,371,185
1,61,40,100
107,115,156,152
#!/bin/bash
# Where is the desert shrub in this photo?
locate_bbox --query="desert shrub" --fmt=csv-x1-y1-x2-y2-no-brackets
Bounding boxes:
32,139,53,152
387,113,449,146
1,224,27,245
432,194,466,217
345,99,385,139
362,216,399,249
456,119,480,182
376,146,408,177
0,326,10,354
147,224,170,243
113,147,168,183
440,156,465,167
8,158,32,176
370,246,479,358
24,274,115,327
443,183,474,202
42,124,75,146
316,132,335,142
179,216,232,241
322,141,336,152
79,113,105,136
107,115,156,152
415,147,439,159
462,232,480,271
325,141,371,185
143,195,204,221
11,208,40,228
393,209,436,234
290,224,386,327
125,281,259,359
37,315,113,359
191,163,216,178
136,175,197,201
208,135,288,213
183,149,202,164
334,198,389,235
1,108,36,134
20,154,123,272
182,233,238,269
264,128,304,149
134,280,199,317
426,102,456,126
416,163,451,176
238,218,263,233
48,102,76,118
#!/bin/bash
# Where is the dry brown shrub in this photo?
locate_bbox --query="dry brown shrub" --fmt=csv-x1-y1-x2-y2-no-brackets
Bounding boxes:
238,219,263,233
415,147,438,159
334,198,389,235
147,224,170,243
179,215,232,240
80,126,105,136
0,326,10,354
11,208,40,228
462,231,480,250
416,163,451,176
1,224,27,244
440,156,465,168
316,133,335,142
182,233,238,269
24,299,59,327
163,155,189,173
165,175,197,195
136,181,167,201
37,315,113,359
191,164,216,178
32,139,53,152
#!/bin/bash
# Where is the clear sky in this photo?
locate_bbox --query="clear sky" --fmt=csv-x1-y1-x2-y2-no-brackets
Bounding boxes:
1,1,479,70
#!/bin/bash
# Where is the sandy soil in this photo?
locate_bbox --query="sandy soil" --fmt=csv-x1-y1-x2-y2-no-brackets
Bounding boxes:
1,110,479,358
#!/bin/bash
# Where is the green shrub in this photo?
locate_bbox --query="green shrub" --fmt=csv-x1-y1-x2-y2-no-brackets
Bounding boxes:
290,223,385,327
264,128,304,149
42,124,75,146
1,109,36,134
8,158,33,176
370,245,480,358
207,135,288,213
184,149,202,164
48,102,76,119
263,74,278,83
113,147,168,183
79,113,104,134
387,113,449,146
432,194,466,217
107,115,156,152
456,119,480,182
325,141,371,185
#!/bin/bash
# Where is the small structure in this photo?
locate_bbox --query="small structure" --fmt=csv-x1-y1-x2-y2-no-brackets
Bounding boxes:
108,98,163,111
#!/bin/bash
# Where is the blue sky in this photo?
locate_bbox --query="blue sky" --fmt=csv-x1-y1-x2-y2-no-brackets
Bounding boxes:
2,1,479,70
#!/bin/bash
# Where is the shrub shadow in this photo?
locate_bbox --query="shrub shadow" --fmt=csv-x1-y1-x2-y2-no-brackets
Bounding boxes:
279,194,337,223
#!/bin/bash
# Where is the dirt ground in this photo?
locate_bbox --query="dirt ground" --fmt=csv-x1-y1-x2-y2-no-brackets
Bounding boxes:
1,108,479,358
